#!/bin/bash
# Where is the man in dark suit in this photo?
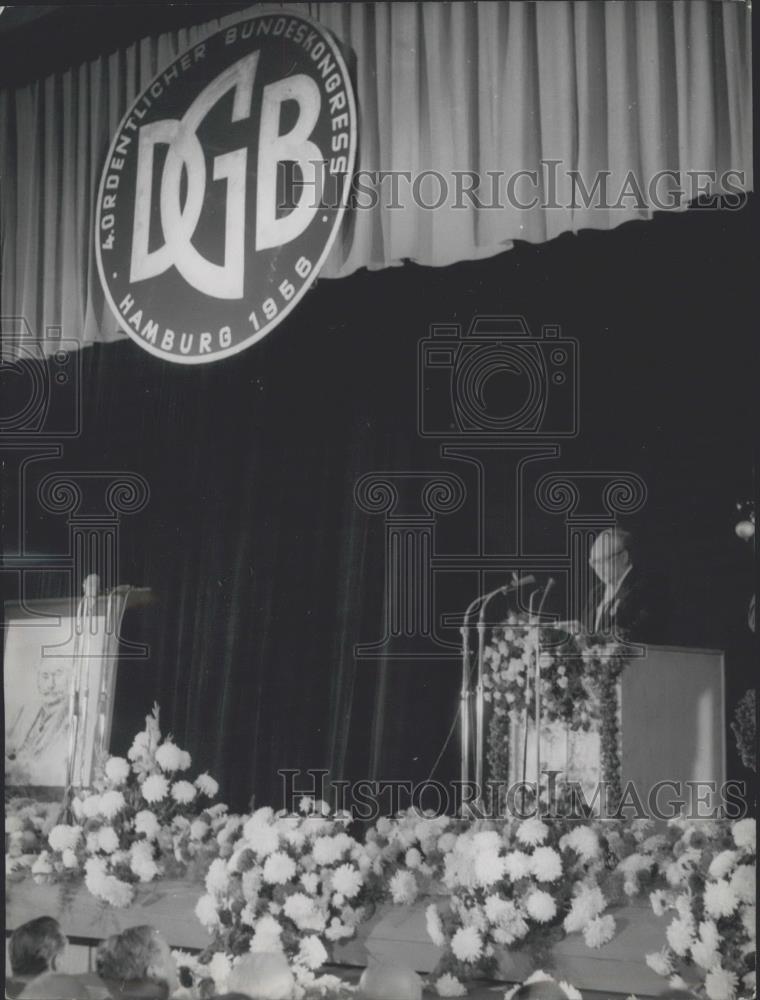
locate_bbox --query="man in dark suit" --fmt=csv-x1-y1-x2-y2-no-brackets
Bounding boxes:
584,528,669,644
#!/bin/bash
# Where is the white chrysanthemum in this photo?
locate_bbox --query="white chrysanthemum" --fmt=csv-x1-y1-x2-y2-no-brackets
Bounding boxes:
262,850,297,885
332,863,362,899
741,904,756,937
104,756,130,785
130,841,159,882
435,973,467,997
99,790,126,820
645,949,674,976
127,730,150,761
296,935,328,971
473,850,506,887
171,780,196,804
559,825,600,862
101,875,134,907
649,889,668,917
563,885,606,934
194,893,220,929
729,863,755,904
516,817,549,846
155,741,184,772
300,871,319,895
312,835,344,866
531,846,562,883
49,824,81,853
243,819,280,858
81,794,102,819
142,774,169,803
426,903,445,946
194,772,218,797
472,830,502,853
731,818,755,853
583,914,616,948
58,848,78,869
668,974,690,992
708,850,739,880
389,869,418,905
134,809,160,840
525,890,557,923
704,879,739,919
691,939,719,970
283,893,325,932
438,832,457,853
666,917,695,957
742,971,756,995
451,925,482,963
31,851,53,876
325,917,353,941
250,914,284,953
503,850,531,881
405,847,423,869
189,818,209,841
205,857,230,896
207,952,232,994
704,966,739,1000
97,826,120,854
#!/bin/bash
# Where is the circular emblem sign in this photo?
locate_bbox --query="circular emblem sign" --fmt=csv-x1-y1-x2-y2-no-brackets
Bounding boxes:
96,12,356,364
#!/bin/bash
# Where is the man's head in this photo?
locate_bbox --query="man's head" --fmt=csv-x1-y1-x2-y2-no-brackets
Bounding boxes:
9,916,67,977
36,659,68,708
589,528,633,586
95,925,178,997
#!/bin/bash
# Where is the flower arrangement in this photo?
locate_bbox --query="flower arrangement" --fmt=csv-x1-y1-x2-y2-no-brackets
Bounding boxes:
637,817,756,1000
362,810,642,996
188,796,371,996
5,798,60,877
24,705,221,907
484,618,628,803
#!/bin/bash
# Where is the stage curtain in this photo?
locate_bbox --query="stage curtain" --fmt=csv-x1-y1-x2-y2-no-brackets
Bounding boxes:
0,1,752,354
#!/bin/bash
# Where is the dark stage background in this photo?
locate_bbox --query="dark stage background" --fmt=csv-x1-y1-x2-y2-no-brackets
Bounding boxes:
4,199,756,811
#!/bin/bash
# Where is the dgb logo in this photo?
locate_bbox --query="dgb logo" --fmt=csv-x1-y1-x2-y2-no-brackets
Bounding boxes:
96,12,356,364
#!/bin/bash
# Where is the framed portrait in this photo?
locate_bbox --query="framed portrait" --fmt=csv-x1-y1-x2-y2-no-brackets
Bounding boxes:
4,597,121,797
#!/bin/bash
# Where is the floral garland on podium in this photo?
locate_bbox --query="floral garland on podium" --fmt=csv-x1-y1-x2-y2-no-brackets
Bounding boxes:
483,618,628,808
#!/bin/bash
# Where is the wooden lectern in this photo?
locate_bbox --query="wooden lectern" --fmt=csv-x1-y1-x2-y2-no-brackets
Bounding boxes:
620,644,726,798
506,644,726,811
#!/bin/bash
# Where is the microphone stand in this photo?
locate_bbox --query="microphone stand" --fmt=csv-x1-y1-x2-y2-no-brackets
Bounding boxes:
528,579,555,813
460,577,534,796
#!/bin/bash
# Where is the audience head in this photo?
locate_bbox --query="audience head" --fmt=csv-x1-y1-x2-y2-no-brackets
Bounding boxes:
95,925,178,997
10,916,67,977
18,973,90,999
226,953,294,1000
589,526,633,585
357,962,423,1000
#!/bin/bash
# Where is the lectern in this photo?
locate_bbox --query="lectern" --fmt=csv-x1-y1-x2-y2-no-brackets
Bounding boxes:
506,645,726,809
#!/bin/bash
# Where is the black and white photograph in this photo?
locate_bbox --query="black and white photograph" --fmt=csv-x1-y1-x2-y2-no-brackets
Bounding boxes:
1,3,756,1000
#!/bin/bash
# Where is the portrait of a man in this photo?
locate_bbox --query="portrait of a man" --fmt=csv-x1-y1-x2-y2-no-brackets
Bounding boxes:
6,655,71,787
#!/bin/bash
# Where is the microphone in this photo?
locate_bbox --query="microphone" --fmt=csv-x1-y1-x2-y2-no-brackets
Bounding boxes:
537,577,555,618
506,574,536,592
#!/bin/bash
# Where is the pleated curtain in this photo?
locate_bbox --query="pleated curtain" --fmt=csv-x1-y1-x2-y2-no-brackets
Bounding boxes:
0,1,752,354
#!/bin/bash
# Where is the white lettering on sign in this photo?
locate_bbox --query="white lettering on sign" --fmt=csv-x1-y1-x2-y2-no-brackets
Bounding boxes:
129,53,259,299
